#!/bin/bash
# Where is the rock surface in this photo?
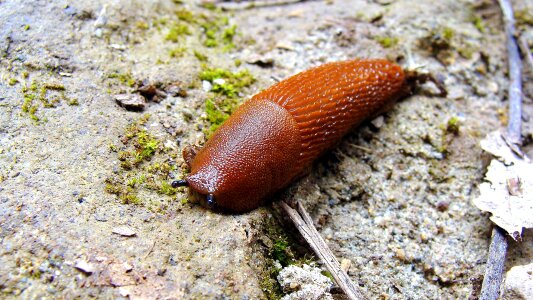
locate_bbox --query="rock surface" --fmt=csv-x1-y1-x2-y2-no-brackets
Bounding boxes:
277,264,333,300
0,0,532,299
504,262,533,300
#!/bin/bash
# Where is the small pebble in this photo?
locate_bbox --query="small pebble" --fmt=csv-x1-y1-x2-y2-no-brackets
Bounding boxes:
75,261,95,274
213,78,226,85
112,225,136,237
436,200,450,212
371,115,384,128
114,94,146,111
340,258,351,272
202,80,212,92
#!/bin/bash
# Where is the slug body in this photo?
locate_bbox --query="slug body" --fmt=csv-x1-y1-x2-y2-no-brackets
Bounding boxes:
182,59,406,212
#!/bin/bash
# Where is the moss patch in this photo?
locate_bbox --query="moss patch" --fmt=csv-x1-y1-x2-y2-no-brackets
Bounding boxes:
19,79,69,122
104,115,181,212
253,213,318,300
199,66,255,136
375,35,399,48
419,26,477,63
107,71,136,88
167,7,239,51
169,47,186,58
165,22,191,42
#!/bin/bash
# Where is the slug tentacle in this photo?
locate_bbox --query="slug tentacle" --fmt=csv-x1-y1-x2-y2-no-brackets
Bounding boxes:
171,179,189,188
206,194,216,209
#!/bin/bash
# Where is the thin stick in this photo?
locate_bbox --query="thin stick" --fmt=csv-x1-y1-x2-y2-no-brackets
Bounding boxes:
480,227,509,300
280,201,368,300
217,0,312,10
480,0,524,299
499,0,522,145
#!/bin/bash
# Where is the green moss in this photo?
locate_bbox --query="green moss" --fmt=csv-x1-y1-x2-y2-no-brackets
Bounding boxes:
127,175,146,187
105,180,123,195
272,238,291,266
137,131,158,159
255,214,317,300
433,116,461,155
153,17,168,30
146,162,175,175
515,9,533,27
442,27,454,41
199,2,217,10
221,24,237,49
8,78,19,86
199,67,255,136
165,22,191,42
160,7,241,52
470,15,485,33
108,72,136,87
67,98,79,106
321,270,334,282
169,47,186,58
420,26,461,64
199,67,255,92
198,14,237,50
136,21,149,30
104,115,180,209
158,180,177,196
444,116,460,135
120,193,142,205
175,8,195,22
205,98,235,134
20,80,67,122
193,50,208,62
457,46,475,59
44,83,65,91
375,35,399,48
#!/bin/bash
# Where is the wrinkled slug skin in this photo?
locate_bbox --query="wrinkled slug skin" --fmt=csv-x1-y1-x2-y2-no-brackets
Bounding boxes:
186,59,406,212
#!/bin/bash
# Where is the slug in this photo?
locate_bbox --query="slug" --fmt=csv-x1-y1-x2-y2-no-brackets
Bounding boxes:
173,59,409,213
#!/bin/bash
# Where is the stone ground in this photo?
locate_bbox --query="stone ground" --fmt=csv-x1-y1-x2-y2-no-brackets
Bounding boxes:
0,0,532,299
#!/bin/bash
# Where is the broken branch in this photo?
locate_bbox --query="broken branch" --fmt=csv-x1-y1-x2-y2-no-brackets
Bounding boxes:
281,200,368,300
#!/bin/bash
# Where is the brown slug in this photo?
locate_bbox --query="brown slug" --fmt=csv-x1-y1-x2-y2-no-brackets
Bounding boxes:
173,59,409,213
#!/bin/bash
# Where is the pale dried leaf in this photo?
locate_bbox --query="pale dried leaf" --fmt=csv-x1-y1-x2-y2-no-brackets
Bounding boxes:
474,131,533,240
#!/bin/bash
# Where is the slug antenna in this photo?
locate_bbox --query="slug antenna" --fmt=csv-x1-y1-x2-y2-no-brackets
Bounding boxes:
171,179,188,188
206,194,216,208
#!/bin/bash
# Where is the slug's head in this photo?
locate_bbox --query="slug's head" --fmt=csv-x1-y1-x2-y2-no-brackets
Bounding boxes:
171,99,302,213
172,179,217,209
171,179,217,209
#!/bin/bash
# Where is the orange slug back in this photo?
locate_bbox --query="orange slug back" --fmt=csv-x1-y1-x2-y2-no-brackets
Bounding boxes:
254,59,405,167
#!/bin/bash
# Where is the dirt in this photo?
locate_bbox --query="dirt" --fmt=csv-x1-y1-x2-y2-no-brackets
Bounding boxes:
0,0,532,299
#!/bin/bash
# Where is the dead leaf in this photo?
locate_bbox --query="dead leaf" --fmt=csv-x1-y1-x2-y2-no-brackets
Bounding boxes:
473,130,533,240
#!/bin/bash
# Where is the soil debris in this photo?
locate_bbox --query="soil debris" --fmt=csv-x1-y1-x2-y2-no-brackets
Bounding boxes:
114,94,147,111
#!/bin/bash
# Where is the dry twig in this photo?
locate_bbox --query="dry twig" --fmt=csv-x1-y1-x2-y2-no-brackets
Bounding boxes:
280,200,368,300
480,0,524,299
498,0,522,145
216,0,313,10
480,227,509,300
